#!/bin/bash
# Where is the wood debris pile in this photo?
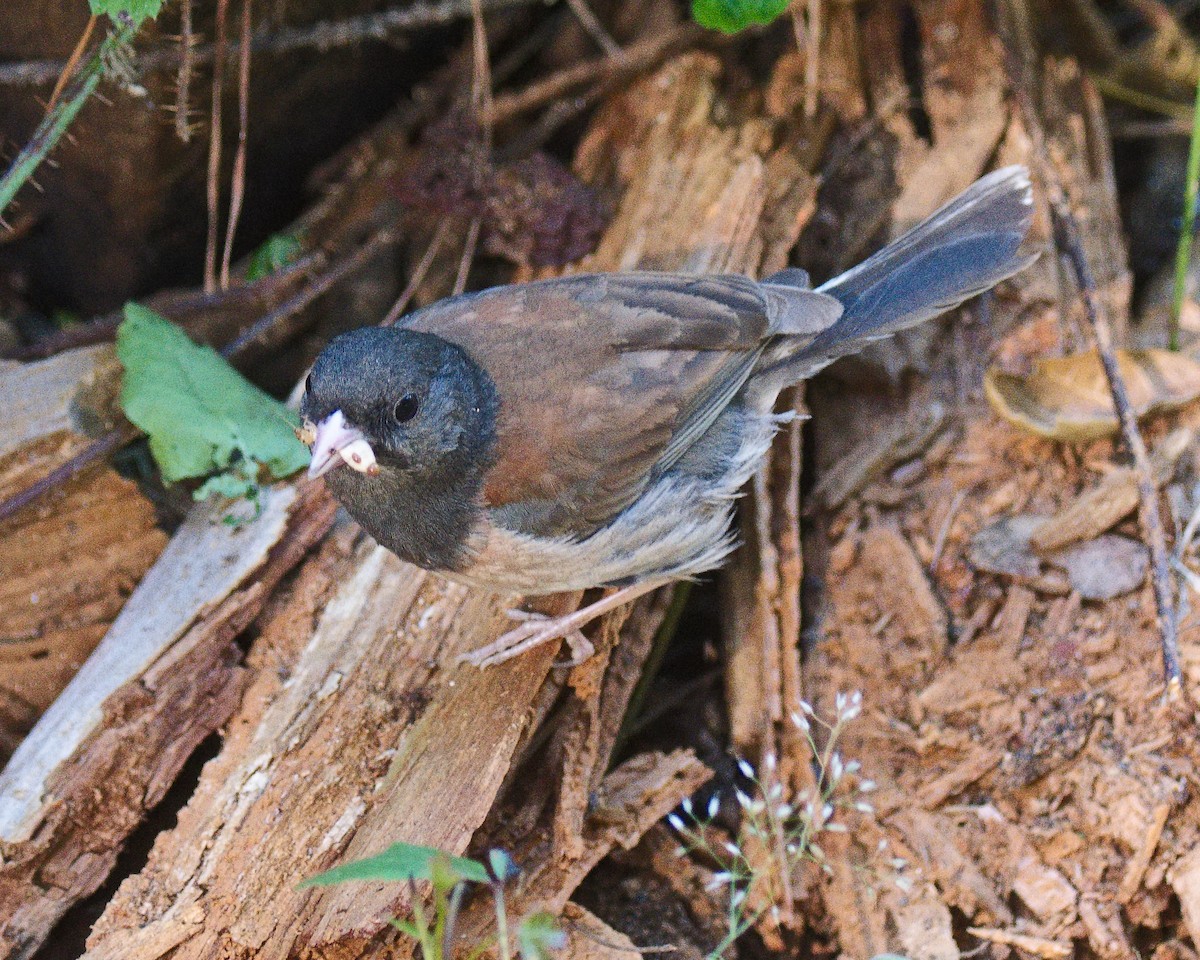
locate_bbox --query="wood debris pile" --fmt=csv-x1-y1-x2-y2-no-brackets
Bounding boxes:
0,1,1198,959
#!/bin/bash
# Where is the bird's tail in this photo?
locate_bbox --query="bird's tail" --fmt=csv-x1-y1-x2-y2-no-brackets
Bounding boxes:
755,166,1037,390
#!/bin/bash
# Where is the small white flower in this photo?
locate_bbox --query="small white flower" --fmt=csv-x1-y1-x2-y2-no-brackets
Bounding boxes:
809,842,825,861
736,790,753,809
877,839,889,852
855,801,875,814
723,841,742,857
786,843,798,855
825,823,848,833
890,857,908,870
770,905,782,923
776,803,793,819
845,760,861,774
674,846,687,857
859,779,877,793
769,782,784,801
822,803,834,822
731,889,747,908
737,759,755,779
835,692,847,714
895,875,913,893
682,797,693,816
830,754,844,782
799,699,815,715
707,795,721,819
791,711,811,733
706,872,733,891
668,814,684,831
764,751,777,772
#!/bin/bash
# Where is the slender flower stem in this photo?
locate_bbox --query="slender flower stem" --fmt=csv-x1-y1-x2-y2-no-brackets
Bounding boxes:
1172,73,1200,351
0,18,137,220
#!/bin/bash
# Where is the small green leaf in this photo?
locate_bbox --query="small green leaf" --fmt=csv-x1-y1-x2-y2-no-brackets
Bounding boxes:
88,0,165,26
691,0,789,33
299,843,490,889
517,912,565,960
488,849,519,883
246,233,303,282
116,303,310,489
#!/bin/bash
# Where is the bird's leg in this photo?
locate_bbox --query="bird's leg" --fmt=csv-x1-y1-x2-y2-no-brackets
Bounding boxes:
459,580,666,668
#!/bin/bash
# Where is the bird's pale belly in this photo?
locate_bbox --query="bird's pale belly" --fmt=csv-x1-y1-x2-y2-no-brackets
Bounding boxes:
445,411,783,595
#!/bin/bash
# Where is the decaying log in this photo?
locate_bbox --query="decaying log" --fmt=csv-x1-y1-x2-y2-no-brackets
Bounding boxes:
0,346,166,760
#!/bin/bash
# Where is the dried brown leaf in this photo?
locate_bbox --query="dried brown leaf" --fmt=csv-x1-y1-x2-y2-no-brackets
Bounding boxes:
985,349,1200,441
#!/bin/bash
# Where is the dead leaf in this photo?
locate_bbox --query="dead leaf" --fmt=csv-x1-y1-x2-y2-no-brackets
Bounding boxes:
985,349,1200,441
1046,535,1149,601
968,515,1047,579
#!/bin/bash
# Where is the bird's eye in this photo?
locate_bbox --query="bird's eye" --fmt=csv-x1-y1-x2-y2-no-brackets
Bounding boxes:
393,393,420,423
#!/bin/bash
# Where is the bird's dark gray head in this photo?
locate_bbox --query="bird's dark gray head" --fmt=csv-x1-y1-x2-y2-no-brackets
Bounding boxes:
300,326,499,570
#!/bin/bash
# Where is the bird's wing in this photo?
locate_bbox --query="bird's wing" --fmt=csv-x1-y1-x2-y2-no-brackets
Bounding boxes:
403,272,840,537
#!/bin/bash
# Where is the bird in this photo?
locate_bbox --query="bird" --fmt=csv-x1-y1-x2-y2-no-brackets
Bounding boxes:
301,165,1036,667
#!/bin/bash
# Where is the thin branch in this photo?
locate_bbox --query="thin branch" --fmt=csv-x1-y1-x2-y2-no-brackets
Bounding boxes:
0,425,137,525
176,0,196,142
220,0,254,289
454,217,481,295
564,0,622,58
0,0,546,88
205,0,230,292
382,220,451,326
222,227,399,361
0,18,138,220
48,15,97,111
484,23,704,126
1002,29,1182,695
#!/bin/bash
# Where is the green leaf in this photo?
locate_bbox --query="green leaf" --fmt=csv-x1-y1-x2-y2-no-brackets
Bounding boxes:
691,0,789,33
246,233,303,282
299,843,490,889
116,303,310,488
517,913,565,960
88,0,165,26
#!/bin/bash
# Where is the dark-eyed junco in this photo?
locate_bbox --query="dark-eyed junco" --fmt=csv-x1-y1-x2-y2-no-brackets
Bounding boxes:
301,166,1036,666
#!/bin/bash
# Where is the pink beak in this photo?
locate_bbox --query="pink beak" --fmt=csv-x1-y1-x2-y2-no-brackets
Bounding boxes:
306,410,379,479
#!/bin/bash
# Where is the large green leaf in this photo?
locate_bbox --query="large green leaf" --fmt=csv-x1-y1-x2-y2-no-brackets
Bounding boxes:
116,303,309,491
691,0,789,34
89,0,164,26
300,843,490,888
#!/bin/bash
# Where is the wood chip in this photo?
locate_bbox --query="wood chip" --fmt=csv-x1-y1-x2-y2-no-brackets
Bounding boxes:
968,926,1073,959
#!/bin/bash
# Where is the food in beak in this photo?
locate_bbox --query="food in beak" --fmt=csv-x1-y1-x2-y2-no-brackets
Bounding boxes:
306,409,379,478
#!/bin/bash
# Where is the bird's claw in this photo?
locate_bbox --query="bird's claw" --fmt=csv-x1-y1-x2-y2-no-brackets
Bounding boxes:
459,608,595,668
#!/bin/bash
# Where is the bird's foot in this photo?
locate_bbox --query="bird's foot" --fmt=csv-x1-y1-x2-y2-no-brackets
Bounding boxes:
459,581,664,668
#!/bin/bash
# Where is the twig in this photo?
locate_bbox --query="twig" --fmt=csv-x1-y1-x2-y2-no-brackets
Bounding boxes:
0,18,139,220
221,227,398,361
205,0,230,292
564,0,622,57
0,0,547,88
454,217,481,295
47,15,97,111
0,425,137,525
220,0,254,289
382,220,450,326
1171,72,1200,351
175,0,196,142
1002,35,1182,695
483,23,705,125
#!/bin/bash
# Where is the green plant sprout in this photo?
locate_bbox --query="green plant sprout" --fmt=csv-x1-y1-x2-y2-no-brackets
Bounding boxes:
0,1,163,220
669,691,896,959
1171,72,1200,351
301,843,564,960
